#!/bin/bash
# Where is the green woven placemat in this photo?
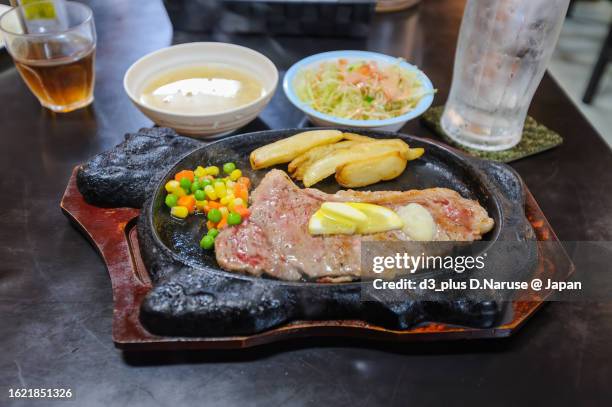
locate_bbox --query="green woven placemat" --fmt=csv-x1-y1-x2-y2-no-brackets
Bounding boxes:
420,106,563,163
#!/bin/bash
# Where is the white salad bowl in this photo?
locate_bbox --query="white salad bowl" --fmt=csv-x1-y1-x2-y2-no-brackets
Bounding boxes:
283,50,434,132
124,42,278,138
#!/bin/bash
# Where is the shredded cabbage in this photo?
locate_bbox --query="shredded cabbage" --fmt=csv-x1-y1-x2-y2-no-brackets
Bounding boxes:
295,59,432,121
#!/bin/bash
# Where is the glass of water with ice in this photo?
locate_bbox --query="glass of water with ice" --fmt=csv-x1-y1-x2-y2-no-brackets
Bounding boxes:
441,0,570,151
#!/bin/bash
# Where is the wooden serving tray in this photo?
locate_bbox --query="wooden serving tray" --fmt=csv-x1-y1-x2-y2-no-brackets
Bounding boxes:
61,167,574,350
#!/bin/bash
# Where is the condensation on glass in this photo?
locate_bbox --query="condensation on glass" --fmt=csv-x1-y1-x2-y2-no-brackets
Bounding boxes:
441,0,570,151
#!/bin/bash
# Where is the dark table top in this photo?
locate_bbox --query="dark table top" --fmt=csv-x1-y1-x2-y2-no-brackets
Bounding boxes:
1,0,611,406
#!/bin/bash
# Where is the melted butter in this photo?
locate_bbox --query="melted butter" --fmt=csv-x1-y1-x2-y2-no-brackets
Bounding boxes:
139,65,265,114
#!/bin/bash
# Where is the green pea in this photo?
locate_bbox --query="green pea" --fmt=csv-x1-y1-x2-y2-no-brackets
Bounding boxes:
208,208,222,223
194,189,206,201
227,212,242,226
165,194,178,208
191,180,201,192
207,228,219,238
201,178,212,187
223,162,236,174
179,177,191,190
200,235,215,250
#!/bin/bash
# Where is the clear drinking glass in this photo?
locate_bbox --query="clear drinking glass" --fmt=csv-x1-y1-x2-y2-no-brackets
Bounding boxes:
441,0,569,151
0,1,96,113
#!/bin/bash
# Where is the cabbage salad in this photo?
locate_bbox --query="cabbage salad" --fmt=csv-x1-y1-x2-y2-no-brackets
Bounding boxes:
294,59,431,121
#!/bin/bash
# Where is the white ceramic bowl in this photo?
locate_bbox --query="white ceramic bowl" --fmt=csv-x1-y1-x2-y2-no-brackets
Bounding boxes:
283,50,434,132
124,42,278,138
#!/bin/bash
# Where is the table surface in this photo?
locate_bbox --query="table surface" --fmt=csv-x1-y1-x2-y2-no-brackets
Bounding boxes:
1,0,611,406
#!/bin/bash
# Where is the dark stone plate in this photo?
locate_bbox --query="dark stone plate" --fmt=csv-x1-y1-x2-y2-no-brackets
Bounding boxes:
138,128,537,337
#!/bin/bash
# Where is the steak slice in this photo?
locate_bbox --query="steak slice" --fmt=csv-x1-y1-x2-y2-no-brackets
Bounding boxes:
215,170,494,281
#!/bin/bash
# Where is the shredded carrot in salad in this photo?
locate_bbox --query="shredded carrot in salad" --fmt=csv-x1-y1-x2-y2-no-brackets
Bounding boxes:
295,58,432,121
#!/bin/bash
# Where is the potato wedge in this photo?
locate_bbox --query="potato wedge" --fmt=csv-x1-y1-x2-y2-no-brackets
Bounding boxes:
288,141,358,174
342,134,424,161
289,141,360,180
405,147,425,161
250,130,343,170
382,140,426,162
374,138,410,159
336,151,407,188
302,139,410,187
341,132,376,143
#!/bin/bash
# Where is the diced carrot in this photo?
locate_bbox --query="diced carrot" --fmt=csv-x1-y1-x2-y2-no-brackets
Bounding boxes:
234,205,250,218
206,220,215,230
174,170,195,182
233,183,243,195
177,195,196,213
359,64,371,76
207,201,221,209
217,215,228,230
234,184,248,202
237,176,251,189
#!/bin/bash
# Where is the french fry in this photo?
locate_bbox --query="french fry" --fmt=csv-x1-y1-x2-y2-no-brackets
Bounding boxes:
301,140,409,187
405,147,425,161
335,151,407,188
289,140,360,180
341,132,376,143
342,134,424,161
249,130,343,170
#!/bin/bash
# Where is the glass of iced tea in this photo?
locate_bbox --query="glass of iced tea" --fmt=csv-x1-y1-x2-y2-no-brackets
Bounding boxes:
0,1,96,113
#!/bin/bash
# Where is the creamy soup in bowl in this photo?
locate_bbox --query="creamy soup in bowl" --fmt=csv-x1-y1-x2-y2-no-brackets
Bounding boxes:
123,42,278,138
139,65,266,115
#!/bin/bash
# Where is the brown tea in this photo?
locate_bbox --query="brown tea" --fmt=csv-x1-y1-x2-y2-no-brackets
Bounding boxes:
13,35,95,112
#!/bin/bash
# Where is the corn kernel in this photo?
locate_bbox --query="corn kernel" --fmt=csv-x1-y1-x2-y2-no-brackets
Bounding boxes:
229,169,242,181
165,180,180,193
194,166,206,178
195,200,208,212
231,198,244,211
171,206,188,219
173,187,186,198
220,206,229,218
220,195,232,206
205,166,220,176
214,181,227,198
204,185,217,200
226,180,236,189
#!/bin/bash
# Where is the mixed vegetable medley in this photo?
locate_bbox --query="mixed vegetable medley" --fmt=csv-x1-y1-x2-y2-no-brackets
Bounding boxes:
164,163,251,250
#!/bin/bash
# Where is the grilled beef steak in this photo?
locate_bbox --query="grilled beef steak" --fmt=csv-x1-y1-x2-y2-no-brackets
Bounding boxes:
215,170,494,281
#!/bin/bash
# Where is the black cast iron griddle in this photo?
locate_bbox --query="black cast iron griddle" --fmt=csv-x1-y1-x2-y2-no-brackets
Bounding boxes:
137,129,537,337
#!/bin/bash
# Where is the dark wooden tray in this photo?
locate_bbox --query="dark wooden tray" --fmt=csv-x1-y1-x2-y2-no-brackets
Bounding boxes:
61,167,573,350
